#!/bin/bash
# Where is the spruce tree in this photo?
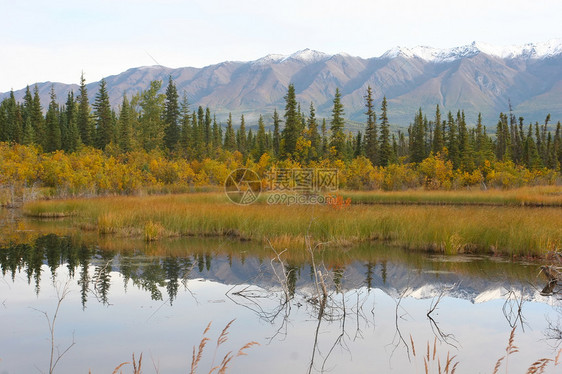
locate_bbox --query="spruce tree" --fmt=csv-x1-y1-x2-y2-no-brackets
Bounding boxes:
22,86,33,126
321,118,328,158
272,109,281,157
118,95,133,152
432,104,444,154
77,73,93,146
282,84,299,158
307,102,321,160
45,86,62,152
191,111,201,157
398,131,408,158
555,121,562,167
139,80,165,152
22,116,35,145
329,88,346,159
163,76,180,153
524,124,542,169
255,114,267,160
410,108,426,163
2,91,22,143
459,115,475,171
59,108,68,151
179,94,191,153
237,114,247,155
378,96,392,166
474,113,486,165
354,131,363,158
31,85,46,148
447,111,460,168
64,91,79,152
204,108,212,150
364,86,378,165
224,113,236,152
0,99,8,142
546,132,557,169
212,115,221,151
196,106,205,153
93,78,113,150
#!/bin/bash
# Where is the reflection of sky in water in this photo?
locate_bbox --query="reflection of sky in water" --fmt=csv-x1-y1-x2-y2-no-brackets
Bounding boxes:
1,263,560,374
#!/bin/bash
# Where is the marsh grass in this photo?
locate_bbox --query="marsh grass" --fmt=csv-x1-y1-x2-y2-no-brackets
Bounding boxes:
410,336,458,374
22,190,562,256
341,186,562,207
105,321,257,374
410,328,562,374
492,326,561,374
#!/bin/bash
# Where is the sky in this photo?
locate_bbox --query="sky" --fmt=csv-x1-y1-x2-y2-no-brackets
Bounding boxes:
1,0,561,92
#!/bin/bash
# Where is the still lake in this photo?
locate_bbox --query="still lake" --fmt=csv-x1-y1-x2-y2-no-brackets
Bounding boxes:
0,227,561,373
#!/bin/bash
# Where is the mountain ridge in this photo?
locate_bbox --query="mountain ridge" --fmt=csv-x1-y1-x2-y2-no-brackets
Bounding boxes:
2,39,562,127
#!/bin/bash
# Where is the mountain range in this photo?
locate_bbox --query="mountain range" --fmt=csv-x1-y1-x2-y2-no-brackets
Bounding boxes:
2,39,562,128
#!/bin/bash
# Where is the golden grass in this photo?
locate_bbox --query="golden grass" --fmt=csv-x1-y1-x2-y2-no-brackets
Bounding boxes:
410,336,458,374
21,190,562,256
190,320,258,374
103,321,257,374
340,185,562,207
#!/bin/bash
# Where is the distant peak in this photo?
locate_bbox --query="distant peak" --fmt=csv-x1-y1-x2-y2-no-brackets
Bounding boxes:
252,49,331,65
283,48,330,63
471,39,562,59
381,44,479,62
137,65,167,70
381,39,562,62
252,53,286,65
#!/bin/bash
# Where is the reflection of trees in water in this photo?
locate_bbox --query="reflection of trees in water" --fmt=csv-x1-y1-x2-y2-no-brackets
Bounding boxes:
226,244,377,374
2,233,562,355
0,235,198,307
545,305,562,348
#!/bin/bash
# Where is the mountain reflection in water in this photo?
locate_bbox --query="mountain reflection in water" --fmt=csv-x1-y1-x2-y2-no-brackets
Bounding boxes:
1,234,561,374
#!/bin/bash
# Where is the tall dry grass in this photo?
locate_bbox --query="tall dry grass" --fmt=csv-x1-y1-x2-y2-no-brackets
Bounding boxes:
22,191,562,256
106,321,258,374
341,185,562,207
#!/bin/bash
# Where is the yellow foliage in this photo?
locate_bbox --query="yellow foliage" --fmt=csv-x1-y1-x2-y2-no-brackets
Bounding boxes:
200,158,229,185
418,153,454,190
345,156,376,190
0,143,560,199
294,136,312,164
382,163,419,190
454,169,484,187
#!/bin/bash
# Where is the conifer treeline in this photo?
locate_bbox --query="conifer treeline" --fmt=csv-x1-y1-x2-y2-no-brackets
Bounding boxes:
1,76,561,171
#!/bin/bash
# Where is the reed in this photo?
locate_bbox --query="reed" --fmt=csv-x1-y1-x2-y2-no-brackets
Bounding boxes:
340,185,562,207
22,191,562,256
410,336,458,374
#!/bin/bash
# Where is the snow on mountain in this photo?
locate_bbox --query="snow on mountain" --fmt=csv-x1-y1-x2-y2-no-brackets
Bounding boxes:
381,39,562,62
252,49,330,65
474,39,562,59
382,44,479,62
252,53,286,65
4,39,562,126
282,48,330,63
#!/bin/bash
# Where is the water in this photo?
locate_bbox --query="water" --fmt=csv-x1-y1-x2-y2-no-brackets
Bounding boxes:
0,234,561,374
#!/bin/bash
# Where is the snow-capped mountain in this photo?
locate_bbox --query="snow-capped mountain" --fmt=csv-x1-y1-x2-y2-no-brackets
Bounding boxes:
282,48,331,63
252,49,330,65
381,39,562,62
2,40,562,126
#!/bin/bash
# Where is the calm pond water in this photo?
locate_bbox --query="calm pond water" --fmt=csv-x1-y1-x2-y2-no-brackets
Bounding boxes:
0,229,561,373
